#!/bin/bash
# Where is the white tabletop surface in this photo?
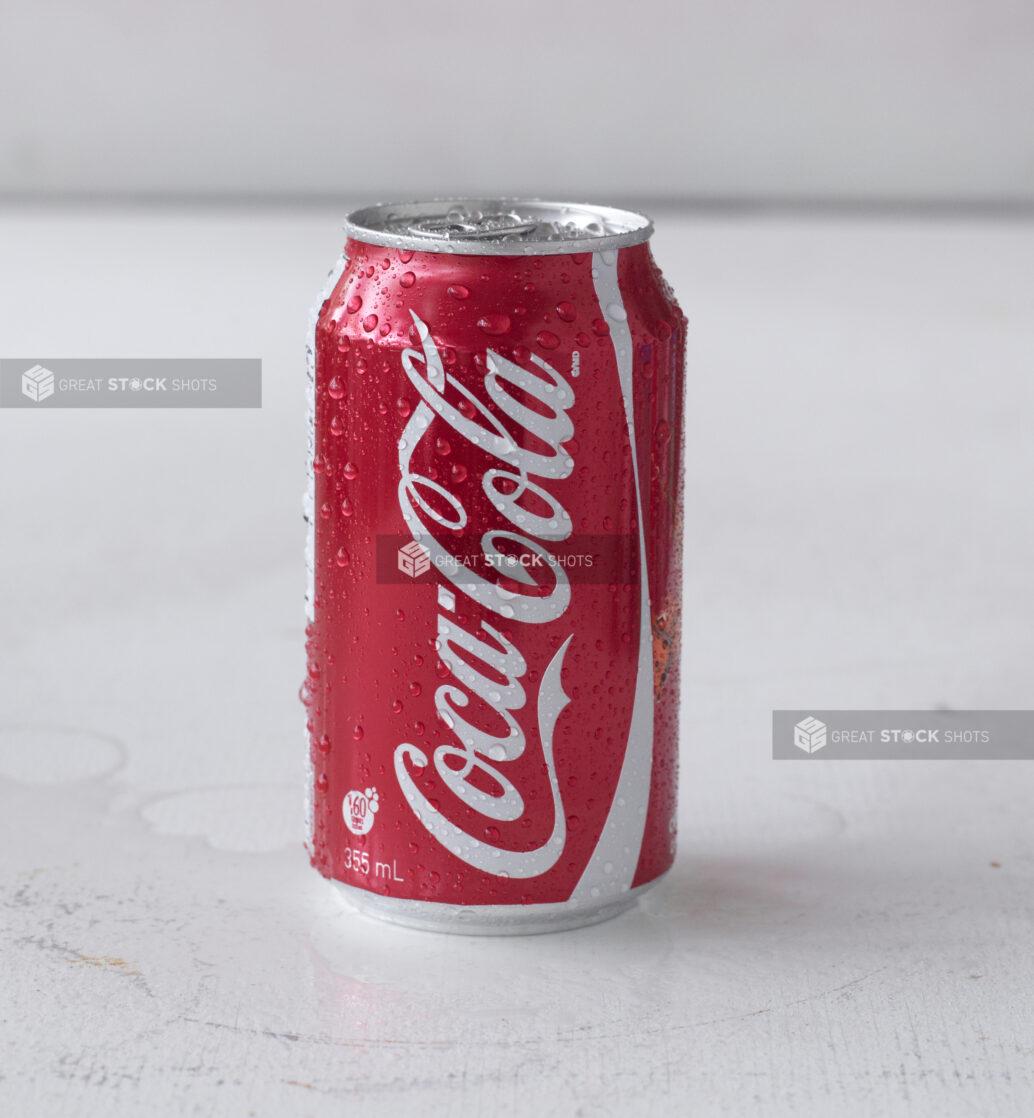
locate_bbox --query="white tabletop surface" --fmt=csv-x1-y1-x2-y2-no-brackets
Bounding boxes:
1,204,1033,1118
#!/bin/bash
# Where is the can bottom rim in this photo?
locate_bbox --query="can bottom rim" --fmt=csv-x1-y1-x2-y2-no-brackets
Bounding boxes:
330,874,666,937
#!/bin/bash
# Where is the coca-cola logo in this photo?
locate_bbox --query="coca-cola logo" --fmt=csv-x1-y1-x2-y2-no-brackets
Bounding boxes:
393,313,577,878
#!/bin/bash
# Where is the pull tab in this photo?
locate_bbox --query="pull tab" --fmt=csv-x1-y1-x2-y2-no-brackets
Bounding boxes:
407,216,541,242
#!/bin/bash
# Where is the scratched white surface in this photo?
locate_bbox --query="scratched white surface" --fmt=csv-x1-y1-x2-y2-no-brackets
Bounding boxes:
1,205,1033,1117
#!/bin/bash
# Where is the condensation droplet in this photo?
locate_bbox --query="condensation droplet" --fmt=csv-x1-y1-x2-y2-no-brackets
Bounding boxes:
606,302,628,322
477,314,510,336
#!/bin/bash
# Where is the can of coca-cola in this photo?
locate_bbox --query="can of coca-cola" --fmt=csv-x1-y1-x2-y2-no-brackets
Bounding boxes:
304,200,685,934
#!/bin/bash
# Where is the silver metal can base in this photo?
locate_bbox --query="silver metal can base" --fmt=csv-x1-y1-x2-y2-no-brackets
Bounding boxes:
331,877,664,936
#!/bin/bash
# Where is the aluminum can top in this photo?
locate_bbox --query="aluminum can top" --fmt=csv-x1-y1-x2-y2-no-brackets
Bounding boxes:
343,198,653,257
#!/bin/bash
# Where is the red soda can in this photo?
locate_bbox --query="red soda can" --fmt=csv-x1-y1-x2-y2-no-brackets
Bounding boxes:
304,200,685,933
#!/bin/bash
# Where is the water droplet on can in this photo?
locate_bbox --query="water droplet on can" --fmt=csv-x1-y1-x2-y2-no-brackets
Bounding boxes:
477,313,510,336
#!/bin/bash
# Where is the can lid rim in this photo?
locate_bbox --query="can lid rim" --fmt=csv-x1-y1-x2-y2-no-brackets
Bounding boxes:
342,198,654,256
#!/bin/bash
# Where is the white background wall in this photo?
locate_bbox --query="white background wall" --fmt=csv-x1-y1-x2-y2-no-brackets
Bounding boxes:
3,0,1032,203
